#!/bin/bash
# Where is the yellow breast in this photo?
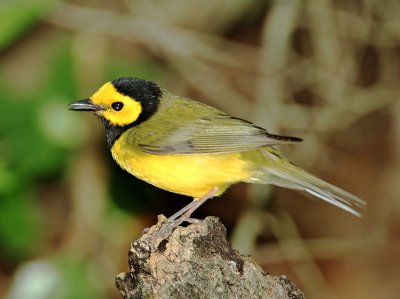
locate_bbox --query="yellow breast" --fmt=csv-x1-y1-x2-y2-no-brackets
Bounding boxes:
111,138,252,198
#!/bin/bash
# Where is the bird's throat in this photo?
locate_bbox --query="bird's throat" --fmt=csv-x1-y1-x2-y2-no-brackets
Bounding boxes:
98,116,133,149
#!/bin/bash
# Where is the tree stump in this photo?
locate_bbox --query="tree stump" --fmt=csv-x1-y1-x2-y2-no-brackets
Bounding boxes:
116,215,305,299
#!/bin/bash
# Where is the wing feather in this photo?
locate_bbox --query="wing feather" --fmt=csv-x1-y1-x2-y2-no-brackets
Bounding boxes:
139,115,301,155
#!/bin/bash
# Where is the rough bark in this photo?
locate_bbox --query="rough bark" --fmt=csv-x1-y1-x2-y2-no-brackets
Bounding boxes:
116,215,305,299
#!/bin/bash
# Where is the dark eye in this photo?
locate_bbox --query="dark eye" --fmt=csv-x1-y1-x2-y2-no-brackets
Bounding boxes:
111,102,124,111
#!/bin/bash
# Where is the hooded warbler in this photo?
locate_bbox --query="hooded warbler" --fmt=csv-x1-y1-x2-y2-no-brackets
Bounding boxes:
69,77,365,222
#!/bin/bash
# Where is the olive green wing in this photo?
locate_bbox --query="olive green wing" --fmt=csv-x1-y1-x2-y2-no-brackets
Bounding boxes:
138,115,302,155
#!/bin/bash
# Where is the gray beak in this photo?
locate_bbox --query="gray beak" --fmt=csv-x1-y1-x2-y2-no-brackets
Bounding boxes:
68,99,103,111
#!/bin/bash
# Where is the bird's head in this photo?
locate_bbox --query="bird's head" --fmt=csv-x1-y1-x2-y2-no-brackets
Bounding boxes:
69,77,161,127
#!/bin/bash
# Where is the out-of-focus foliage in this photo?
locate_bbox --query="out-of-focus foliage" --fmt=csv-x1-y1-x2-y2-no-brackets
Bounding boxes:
0,0,55,49
1,1,399,299
1,34,77,260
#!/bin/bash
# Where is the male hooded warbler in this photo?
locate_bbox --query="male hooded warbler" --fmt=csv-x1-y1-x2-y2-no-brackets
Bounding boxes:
69,77,366,223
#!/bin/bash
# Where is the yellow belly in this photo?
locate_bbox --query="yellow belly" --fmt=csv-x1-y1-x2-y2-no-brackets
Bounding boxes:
111,140,252,198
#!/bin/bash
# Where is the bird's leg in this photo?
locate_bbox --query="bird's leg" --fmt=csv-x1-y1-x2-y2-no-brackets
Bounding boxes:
167,186,218,226
176,186,219,224
149,187,218,242
166,199,200,222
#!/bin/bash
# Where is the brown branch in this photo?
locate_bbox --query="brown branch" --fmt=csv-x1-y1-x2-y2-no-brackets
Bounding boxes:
116,216,305,299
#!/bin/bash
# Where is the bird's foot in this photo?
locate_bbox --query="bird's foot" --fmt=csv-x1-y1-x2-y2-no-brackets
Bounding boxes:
148,187,218,241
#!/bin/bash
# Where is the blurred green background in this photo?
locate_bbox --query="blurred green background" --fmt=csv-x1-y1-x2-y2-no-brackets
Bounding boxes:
1,0,399,298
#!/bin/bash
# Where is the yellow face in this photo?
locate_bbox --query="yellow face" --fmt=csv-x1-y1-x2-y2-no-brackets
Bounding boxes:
90,82,142,126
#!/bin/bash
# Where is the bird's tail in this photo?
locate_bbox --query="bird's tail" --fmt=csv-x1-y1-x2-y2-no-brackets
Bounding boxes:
259,150,366,217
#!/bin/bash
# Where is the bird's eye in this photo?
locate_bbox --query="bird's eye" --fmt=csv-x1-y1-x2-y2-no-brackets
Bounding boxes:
111,102,124,111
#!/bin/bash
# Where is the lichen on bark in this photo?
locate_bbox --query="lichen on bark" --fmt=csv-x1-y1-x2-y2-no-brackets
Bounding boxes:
116,216,305,299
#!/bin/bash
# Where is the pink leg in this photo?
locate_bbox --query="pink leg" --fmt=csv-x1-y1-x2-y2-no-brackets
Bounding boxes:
167,187,218,225
151,187,219,240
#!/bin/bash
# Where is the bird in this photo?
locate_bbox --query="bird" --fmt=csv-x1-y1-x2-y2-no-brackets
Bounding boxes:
69,77,366,226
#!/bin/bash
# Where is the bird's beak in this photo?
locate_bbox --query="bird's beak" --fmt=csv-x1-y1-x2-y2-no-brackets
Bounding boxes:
68,99,103,111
